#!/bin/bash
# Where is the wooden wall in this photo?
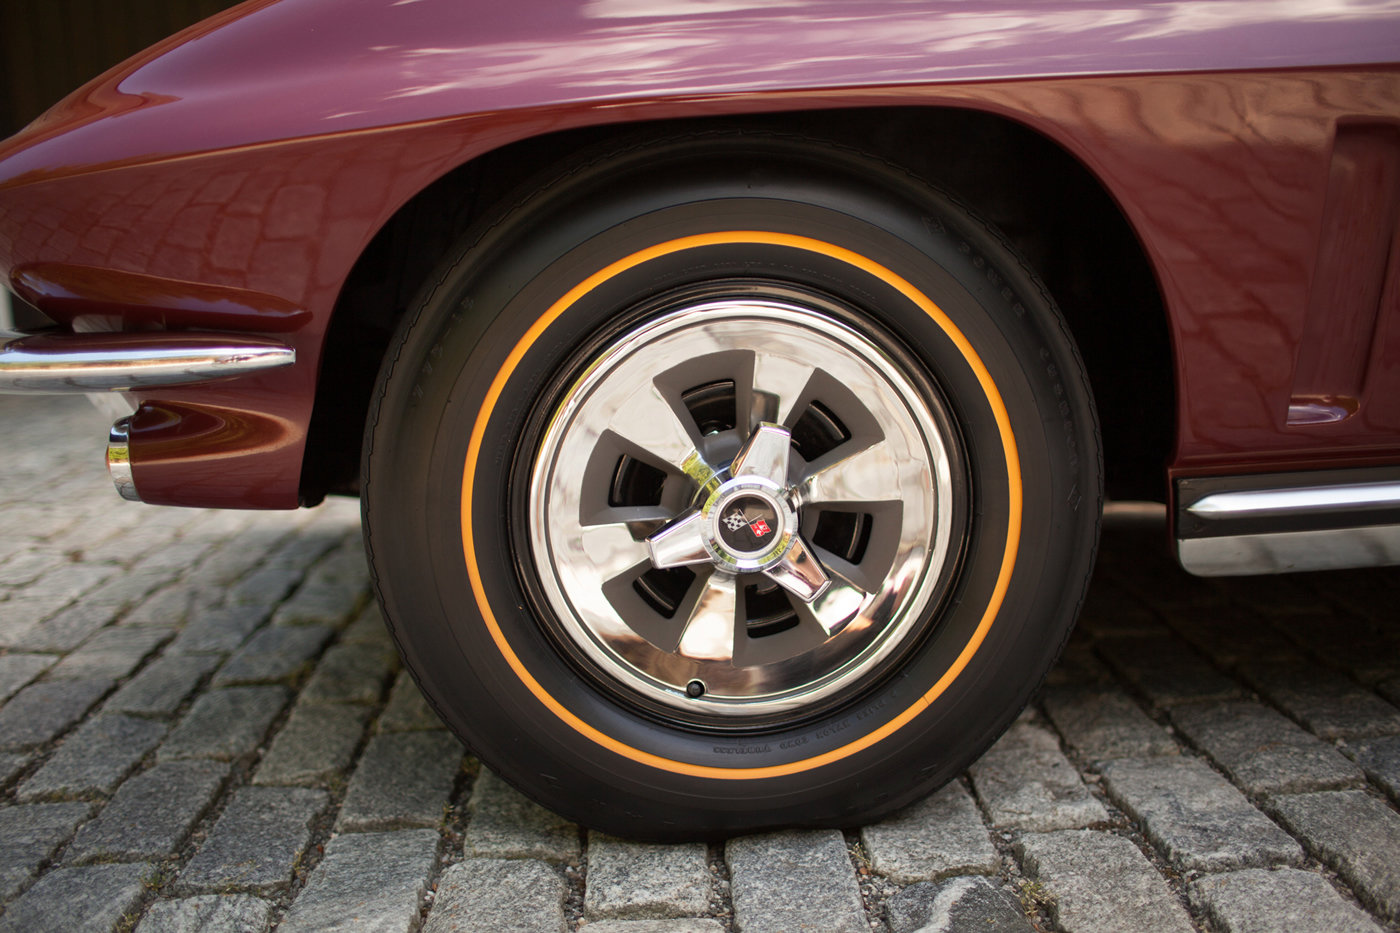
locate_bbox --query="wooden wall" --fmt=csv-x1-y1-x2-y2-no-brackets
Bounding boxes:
1,0,245,139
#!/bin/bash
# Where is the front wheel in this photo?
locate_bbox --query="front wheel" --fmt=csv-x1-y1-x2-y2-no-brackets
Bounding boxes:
363,132,1100,838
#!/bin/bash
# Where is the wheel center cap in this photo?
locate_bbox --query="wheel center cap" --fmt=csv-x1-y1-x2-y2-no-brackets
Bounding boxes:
703,478,797,571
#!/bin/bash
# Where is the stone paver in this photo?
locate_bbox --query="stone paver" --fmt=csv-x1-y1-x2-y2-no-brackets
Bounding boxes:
134,895,275,933
176,786,328,894
860,780,998,883
104,653,223,716
1158,605,1297,669
425,859,566,933
253,703,370,787
18,713,168,800
0,677,113,749
0,801,91,899
885,876,1034,933
726,830,866,933
1015,830,1195,933
159,686,289,761
277,829,439,933
580,923,724,933
1171,700,1364,794
378,670,445,732
337,730,462,832
212,624,335,686
1351,734,1400,803
341,603,395,647
0,862,152,933
67,760,229,863
1099,757,1302,870
299,641,398,705
967,723,1108,831
0,751,31,786
585,832,710,920
1097,635,1242,707
167,605,268,655
1267,791,1400,921
0,653,54,702
1042,685,1178,761
1239,657,1400,740
466,768,580,861
1188,868,1384,933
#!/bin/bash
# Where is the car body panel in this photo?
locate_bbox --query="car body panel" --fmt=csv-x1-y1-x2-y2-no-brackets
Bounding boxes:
1,0,1398,507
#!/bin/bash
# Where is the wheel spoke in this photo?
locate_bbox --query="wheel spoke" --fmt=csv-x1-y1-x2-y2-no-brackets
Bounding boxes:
807,580,868,637
675,573,737,662
645,510,710,569
762,535,831,604
729,423,792,485
750,350,816,428
562,523,651,590
796,440,908,506
608,381,715,482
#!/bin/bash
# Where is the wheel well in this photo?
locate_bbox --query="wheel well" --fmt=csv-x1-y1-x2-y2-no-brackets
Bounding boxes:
300,107,1174,505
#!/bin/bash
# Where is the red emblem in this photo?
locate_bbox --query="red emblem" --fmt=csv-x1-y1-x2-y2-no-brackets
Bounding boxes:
750,519,771,538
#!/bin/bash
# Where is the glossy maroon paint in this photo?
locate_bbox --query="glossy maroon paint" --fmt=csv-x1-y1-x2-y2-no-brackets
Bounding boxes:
1,0,1398,507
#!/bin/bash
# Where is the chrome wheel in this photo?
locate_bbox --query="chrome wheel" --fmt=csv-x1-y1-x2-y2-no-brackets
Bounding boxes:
528,296,962,720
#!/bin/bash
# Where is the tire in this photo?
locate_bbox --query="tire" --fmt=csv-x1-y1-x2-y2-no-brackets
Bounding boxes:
362,131,1100,839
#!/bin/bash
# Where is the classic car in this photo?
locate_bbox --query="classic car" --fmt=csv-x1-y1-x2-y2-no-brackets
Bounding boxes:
1,0,1397,839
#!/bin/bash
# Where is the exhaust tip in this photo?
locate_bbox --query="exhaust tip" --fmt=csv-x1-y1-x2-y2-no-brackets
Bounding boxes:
107,416,141,502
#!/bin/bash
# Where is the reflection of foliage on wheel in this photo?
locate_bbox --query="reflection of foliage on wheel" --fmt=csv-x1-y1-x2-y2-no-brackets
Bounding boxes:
363,132,1100,838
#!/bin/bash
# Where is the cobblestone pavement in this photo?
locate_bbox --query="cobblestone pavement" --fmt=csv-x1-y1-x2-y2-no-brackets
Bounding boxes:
2,395,1400,933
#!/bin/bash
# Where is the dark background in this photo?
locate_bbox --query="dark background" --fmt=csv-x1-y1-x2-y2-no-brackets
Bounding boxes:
0,0,244,139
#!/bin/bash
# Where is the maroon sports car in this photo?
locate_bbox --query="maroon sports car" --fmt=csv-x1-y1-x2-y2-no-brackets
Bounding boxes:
1,0,1398,837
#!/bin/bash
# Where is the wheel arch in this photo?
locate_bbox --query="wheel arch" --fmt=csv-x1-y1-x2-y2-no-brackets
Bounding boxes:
300,105,1174,506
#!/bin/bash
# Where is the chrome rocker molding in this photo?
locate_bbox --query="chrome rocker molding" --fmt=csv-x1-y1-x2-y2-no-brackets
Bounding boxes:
0,331,295,393
1176,468,1400,576
107,417,140,503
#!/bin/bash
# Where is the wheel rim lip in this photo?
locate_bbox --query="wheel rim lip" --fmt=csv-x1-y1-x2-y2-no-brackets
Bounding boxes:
527,295,960,720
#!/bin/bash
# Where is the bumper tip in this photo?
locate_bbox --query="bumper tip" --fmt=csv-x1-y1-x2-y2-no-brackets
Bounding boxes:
107,416,141,502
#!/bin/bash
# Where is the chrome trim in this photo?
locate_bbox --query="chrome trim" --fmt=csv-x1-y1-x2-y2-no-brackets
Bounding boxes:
0,331,294,393
1178,525,1400,576
107,417,140,502
1185,480,1400,520
528,299,957,718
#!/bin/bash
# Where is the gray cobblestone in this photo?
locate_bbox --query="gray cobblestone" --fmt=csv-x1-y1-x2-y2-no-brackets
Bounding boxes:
884,876,1034,933
584,832,709,920
46,624,174,681
212,624,334,686
253,703,370,787
67,760,229,863
227,566,304,608
299,641,398,705
134,895,274,933
5,599,113,651
159,686,289,762
1073,583,1168,638
21,562,119,604
0,862,152,933
167,605,268,656
861,780,998,883
0,802,91,899
104,653,222,716
337,731,462,832
967,723,1107,831
83,568,181,615
341,603,395,648
1159,605,1298,669
1268,791,1400,921
1042,639,1115,687
0,652,54,701
1015,829,1194,933
0,677,113,749
0,550,69,586
18,714,168,800
1042,685,1178,761
1099,757,1302,870
466,768,580,861
1271,614,1400,685
176,786,327,894
378,670,445,732
1171,700,1364,794
1188,868,1384,933
579,922,724,933
1097,636,1242,707
122,583,204,627
1238,658,1400,740
726,830,866,933
277,829,439,933
1351,734,1400,803
0,751,31,786
1379,675,1400,707
425,859,565,933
